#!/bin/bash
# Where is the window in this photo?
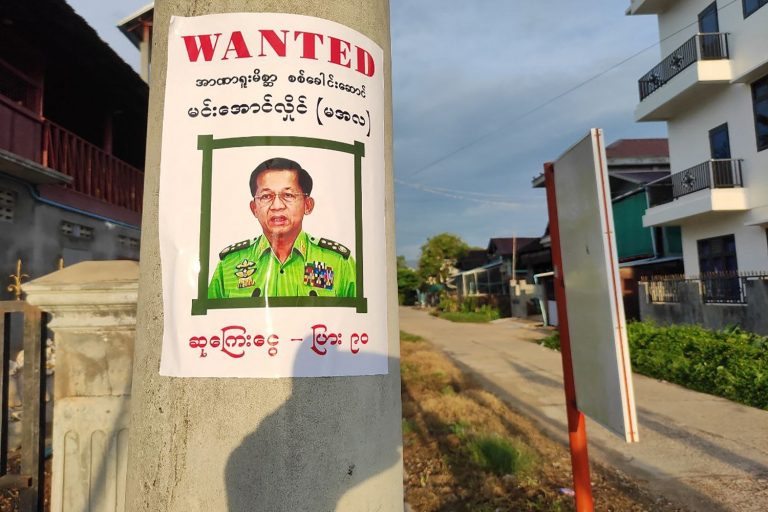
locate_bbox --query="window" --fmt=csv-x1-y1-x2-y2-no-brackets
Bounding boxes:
698,3,723,59
697,234,741,303
699,2,719,32
697,234,737,273
0,188,16,223
708,123,731,159
743,0,767,18
753,75,768,151
60,221,94,240
118,235,140,249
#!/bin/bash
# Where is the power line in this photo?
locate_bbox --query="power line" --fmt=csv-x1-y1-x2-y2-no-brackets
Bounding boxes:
395,178,528,207
411,183,513,200
402,0,739,182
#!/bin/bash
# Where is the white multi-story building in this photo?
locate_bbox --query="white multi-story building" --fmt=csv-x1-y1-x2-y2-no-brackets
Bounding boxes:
629,0,768,275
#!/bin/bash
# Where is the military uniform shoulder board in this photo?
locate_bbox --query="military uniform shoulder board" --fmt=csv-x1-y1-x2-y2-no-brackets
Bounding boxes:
317,238,351,259
219,238,254,260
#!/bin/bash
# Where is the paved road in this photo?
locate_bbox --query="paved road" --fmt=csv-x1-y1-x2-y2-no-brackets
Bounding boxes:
399,307,768,512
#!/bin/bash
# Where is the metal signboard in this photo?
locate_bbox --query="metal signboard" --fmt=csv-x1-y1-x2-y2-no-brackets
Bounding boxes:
552,129,639,442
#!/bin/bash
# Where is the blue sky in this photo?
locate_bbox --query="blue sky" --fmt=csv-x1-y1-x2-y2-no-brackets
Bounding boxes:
69,0,666,262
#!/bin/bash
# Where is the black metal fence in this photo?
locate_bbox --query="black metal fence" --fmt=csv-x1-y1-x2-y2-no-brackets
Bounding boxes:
646,176,675,207
643,272,767,305
672,159,743,198
0,302,47,512
638,32,729,101
645,159,743,207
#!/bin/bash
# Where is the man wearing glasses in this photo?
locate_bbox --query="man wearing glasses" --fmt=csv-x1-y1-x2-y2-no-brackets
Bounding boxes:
207,157,356,299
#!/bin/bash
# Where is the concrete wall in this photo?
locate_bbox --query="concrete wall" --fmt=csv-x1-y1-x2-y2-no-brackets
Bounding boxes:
125,2,403,512
0,176,140,299
24,261,139,512
509,281,541,318
639,279,768,334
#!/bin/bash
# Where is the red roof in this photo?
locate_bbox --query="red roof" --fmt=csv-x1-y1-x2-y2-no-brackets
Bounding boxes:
605,139,668,159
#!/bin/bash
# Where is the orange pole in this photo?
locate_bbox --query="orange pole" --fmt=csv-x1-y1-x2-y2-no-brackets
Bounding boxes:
544,162,594,512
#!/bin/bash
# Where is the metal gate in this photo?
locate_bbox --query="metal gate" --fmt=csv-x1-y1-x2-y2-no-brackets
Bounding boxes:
0,301,48,511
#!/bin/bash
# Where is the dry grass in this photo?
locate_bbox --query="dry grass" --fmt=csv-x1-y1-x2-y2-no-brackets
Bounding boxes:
400,331,688,512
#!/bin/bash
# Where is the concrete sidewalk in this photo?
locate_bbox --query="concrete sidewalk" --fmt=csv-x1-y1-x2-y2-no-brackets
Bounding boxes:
399,307,768,512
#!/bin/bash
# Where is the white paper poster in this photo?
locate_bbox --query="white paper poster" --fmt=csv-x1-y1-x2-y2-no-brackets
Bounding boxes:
157,13,388,377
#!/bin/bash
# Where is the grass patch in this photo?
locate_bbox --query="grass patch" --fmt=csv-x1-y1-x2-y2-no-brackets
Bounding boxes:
439,310,497,323
467,434,536,477
539,332,561,350
400,330,423,342
402,418,417,435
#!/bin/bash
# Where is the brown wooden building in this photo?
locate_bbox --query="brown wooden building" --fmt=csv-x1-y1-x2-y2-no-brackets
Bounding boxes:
0,0,148,296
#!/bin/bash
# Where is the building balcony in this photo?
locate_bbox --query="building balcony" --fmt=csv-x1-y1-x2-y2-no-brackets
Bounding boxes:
643,159,747,226
635,33,731,122
627,0,675,15
0,94,143,213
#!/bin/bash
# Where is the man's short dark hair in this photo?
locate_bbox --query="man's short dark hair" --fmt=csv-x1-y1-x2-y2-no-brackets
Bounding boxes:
249,157,313,196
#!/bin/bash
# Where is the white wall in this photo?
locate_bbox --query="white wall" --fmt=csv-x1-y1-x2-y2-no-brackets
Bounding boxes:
657,0,705,54
726,2,768,79
681,214,768,273
666,82,767,210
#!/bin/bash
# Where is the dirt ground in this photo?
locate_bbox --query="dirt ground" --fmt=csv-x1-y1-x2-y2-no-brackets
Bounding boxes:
401,333,688,512
0,452,51,512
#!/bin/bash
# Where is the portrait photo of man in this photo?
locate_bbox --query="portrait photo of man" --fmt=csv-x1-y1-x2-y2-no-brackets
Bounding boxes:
207,157,356,299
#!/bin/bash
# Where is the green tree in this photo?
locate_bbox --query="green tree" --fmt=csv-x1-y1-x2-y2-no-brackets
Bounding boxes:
396,256,420,305
417,233,469,286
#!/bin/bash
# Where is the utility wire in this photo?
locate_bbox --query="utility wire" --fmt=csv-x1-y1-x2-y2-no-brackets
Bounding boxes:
401,0,739,183
410,183,513,200
395,178,526,207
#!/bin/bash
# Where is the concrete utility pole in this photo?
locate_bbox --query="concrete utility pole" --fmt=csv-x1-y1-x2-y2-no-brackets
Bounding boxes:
124,1,403,511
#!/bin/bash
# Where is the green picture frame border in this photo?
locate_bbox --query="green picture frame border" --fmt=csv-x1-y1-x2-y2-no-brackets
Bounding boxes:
191,135,367,315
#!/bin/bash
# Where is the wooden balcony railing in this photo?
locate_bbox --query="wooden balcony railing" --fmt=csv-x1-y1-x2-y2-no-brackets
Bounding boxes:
41,121,143,213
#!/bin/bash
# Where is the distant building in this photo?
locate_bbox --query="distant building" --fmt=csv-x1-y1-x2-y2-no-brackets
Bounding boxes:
118,3,154,83
531,138,682,319
629,0,768,275
451,237,537,316
0,0,148,296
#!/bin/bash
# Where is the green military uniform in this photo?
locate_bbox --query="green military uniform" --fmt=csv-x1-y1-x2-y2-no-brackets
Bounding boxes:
208,231,356,298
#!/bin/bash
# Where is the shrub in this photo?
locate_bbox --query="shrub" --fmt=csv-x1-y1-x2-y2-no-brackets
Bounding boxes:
437,293,459,313
539,322,768,410
461,297,479,313
627,322,768,410
439,304,500,323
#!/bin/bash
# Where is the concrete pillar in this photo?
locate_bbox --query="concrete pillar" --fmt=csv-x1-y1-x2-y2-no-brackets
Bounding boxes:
24,260,139,512
125,1,402,511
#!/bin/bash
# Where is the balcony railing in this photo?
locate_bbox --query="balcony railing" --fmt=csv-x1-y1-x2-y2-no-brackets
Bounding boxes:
645,159,742,207
38,121,144,213
638,33,729,101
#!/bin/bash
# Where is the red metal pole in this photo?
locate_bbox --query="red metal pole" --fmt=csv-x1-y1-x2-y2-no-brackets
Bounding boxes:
544,161,594,512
